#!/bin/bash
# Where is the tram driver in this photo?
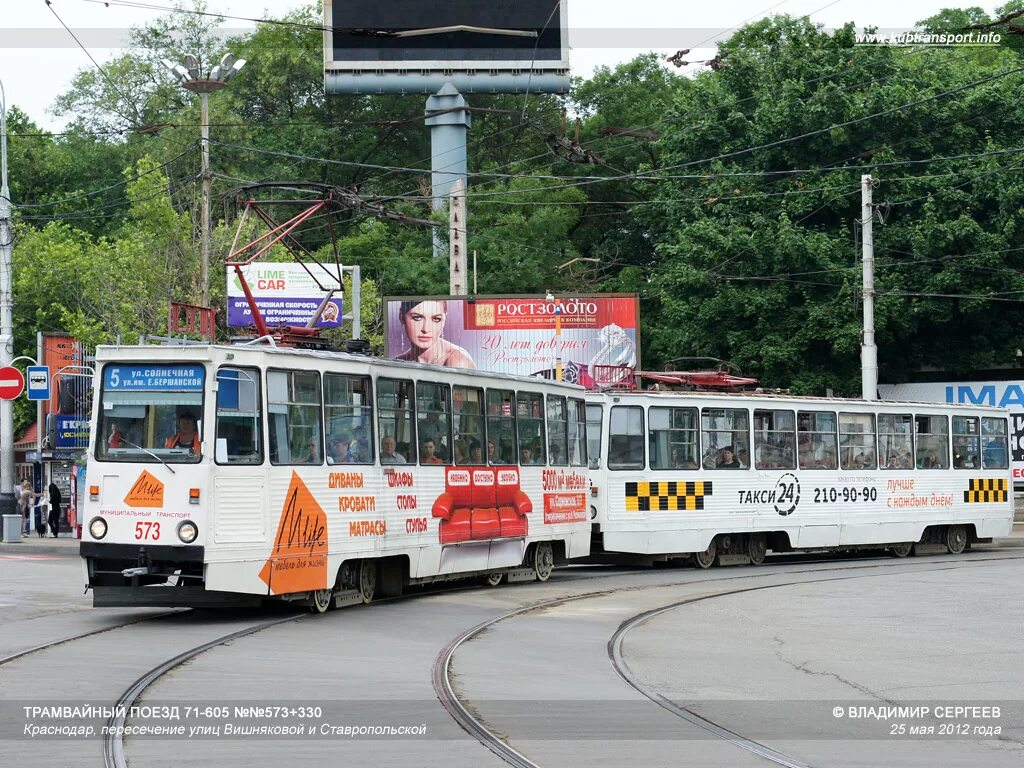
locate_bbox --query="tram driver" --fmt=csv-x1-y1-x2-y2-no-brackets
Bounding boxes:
165,411,201,456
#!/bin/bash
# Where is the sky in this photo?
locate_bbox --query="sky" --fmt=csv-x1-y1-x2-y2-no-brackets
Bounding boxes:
0,0,1003,131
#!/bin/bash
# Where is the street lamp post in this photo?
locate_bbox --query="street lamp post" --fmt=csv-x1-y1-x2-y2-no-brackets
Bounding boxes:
162,54,246,331
0,78,16,522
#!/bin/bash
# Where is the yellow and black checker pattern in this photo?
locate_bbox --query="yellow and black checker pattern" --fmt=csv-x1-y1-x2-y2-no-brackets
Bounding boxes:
625,481,713,512
964,478,1008,503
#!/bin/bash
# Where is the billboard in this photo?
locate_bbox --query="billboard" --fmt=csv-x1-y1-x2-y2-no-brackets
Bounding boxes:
227,263,344,329
384,294,639,383
42,333,91,452
879,380,1024,484
324,0,570,94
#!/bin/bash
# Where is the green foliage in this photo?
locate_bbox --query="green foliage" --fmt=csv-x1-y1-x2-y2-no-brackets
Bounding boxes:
8,3,1024,398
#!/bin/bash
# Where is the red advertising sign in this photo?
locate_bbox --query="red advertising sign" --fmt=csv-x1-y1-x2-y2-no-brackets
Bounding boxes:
0,366,25,400
384,294,640,382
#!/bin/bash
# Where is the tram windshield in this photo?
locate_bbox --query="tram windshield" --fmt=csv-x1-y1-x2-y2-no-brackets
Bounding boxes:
96,364,205,463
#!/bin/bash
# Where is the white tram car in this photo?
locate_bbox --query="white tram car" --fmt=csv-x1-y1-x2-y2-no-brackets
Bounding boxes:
80,344,592,609
585,389,1014,566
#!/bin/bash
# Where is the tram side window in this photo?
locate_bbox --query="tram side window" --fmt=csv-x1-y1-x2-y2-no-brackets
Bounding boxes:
839,413,876,470
377,379,415,465
649,406,699,470
486,389,517,464
268,370,322,465
952,416,980,469
608,406,644,470
981,417,1009,469
915,415,949,469
797,411,837,470
516,392,546,465
586,404,604,469
568,398,588,467
701,408,749,470
547,395,569,466
878,414,914,469
215,367,262,465
324,373,373,465
753,409,795,470
453,386,484,465
416,382,452,465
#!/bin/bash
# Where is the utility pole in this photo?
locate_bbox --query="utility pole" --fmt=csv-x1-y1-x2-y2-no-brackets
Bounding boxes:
162,54,246,338
0,78,15,520
861,174,878,401
425,84,471,260
449,179,467,295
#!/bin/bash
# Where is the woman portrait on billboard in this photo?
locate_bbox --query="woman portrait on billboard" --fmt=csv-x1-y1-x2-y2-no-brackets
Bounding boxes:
396,300,476,368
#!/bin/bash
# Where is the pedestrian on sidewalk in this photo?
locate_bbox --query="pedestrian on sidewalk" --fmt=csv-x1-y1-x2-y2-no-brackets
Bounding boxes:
17,480,40,536
48,482,62,538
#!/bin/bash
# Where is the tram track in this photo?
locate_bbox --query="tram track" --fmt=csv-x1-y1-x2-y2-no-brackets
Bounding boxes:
433,550,1024,768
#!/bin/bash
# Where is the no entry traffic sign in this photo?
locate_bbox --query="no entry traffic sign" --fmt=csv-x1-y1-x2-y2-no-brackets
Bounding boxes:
0,366,25,401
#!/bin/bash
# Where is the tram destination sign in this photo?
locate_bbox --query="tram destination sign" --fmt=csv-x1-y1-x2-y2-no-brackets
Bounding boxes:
103,365,205,392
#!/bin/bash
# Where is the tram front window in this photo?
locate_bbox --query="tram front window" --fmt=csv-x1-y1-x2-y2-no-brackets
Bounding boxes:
97,364,205,463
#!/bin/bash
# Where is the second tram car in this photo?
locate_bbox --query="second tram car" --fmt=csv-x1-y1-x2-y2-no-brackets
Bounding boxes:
585,389,1014,566
80,343,592,610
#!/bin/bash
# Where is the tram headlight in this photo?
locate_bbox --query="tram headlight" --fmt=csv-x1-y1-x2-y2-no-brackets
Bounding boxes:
177,520,199,544
89,517,108,540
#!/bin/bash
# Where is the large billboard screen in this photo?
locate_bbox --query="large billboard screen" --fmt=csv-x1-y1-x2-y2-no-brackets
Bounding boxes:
324,0,570,94
384,294,639,384
227,264,344,329
879,380,1024,485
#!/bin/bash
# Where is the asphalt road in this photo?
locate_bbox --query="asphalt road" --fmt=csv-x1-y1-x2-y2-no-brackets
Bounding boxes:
1,547,1021,768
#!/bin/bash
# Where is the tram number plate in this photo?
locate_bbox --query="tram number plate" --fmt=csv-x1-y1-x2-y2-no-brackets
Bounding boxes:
134,521,161,541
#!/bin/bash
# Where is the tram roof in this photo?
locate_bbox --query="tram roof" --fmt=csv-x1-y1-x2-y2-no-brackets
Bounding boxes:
94,343,587,391
585,387,1009,414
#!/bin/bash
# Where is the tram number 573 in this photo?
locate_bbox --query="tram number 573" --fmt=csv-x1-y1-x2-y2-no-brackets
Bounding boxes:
134,521,161,541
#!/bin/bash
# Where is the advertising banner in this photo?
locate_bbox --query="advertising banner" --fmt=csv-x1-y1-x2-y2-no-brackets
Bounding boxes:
43,334,87,418
384,294,639,382
54,416,89,450
879,380,1024,484
227,264,344,328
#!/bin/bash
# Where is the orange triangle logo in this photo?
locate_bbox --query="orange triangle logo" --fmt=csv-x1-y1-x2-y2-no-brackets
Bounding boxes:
259,472,328,595
124,470,164,508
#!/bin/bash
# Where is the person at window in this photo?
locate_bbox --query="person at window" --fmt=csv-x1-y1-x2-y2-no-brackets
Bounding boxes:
108,422,125,449
469,439,483,465
349,426,370,463
380,435,406,464
487,440,499,464
520,447,533,466
395,300,476,368
716,446,741,469
453,438,468,465
549,443,564,465
420,438,444,465
165,411,201,456
327,436,351,465
419,411,446,453
736,447,750,469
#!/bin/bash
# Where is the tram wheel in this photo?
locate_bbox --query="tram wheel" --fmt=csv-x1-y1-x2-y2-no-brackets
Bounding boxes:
890,542,914,558
358,560,377,604
694,540,717,569
484,572,505,587
747,534,767,566
532,542,554,582
945,525,967,555
310,588,333,614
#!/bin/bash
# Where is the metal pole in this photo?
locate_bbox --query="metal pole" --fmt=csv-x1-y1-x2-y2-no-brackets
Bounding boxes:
351,264,361,340
473,250,477,294
200,91,211,323
861,174,878,401
425,84,471,260
448,179,467,295
0,78,16,520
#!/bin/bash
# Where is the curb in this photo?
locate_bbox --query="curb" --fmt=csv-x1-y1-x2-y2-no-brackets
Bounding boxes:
0,540,81,557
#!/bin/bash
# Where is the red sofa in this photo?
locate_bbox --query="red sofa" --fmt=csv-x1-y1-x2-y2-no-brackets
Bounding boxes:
432,466,531,545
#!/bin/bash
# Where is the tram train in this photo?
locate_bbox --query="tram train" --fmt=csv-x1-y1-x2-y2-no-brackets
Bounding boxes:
79,343,1015,610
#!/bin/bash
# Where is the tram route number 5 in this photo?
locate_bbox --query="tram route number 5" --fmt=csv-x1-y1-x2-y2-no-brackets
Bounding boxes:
135,521,161,540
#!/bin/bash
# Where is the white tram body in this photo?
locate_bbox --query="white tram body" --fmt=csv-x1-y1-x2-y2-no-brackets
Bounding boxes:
585,390,1014,563
80,344,592,607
